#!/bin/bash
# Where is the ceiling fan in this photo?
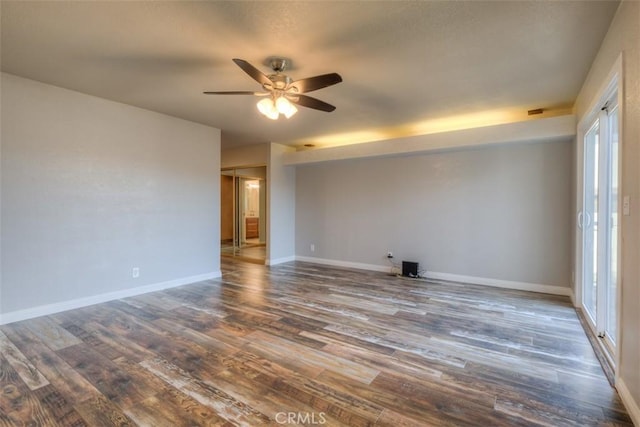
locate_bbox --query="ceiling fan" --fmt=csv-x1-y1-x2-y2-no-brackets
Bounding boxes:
204,58,342,120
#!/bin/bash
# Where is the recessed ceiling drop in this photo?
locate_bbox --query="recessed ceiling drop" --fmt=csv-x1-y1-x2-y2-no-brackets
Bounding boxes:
204,58,342,120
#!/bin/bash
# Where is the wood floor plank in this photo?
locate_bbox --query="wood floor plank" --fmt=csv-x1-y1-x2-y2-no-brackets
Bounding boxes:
0,330,50,391
221,311,328,350
0,258,632,426
78,319,158,363
73,395,134,427
495,396,605,427
24,317,82,351
151,317,242,356
33,384,88,427
61,322,125,361
82,302,234,380
52,308,157,363
325,323,469,369
370,370,496,414
1,322,99,405
222,350,384,426
302,326,397,356
140,357,271,426
0,354,61,426
122,376,238,427
239,333,326,380
316,368,468,427
121,325,233,383
313,338,443,383
375,408,436,427
247,330,380,384
114,360,244,424
206,366,344,426
164,304,228,333
128,291,185,312
124,392,232,427
56,343,152,410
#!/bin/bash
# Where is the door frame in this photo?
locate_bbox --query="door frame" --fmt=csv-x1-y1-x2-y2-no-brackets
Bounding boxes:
574,54,623,376
220,165,268,263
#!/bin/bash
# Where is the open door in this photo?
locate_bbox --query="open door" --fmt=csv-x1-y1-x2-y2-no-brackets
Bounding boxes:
220,166,267,263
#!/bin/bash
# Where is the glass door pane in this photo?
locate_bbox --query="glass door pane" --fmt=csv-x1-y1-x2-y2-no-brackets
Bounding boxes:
220,170,235,257
237,176,247,249
582,120,599,323
605,105,619,345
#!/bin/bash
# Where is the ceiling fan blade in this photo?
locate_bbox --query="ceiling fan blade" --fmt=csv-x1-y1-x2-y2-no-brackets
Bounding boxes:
290,73,342,93
203,91,259,95
290,94,336,112
232,58,271,87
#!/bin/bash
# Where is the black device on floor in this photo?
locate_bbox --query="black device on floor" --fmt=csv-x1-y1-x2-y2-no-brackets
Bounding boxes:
402,261,419,278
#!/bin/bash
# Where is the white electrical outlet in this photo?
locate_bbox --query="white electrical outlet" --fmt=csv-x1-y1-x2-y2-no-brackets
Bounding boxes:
387,251,393,258
132,267,140,278
310,244,315,252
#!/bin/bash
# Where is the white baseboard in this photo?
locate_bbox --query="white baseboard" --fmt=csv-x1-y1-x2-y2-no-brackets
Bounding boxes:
424,271,572,296
295,256,389,273
267,256,296,266
617,377,640,426
0,271,222,325
294,256,571,296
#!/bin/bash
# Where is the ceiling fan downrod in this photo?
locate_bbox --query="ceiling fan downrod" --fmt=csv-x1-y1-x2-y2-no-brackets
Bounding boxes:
268,57,290,73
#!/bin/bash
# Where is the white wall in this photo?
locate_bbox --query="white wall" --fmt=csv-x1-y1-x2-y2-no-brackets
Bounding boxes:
573,0,640,421
220,143,296,265
296,139,572,292
0,73,221,322
267,143,296,264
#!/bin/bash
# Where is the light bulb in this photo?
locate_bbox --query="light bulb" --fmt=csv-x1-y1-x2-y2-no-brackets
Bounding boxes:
257,98,279,120
276,97,298,119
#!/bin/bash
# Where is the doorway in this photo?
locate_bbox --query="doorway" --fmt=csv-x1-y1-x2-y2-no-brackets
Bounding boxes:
221,166,267,263
577,75,620,369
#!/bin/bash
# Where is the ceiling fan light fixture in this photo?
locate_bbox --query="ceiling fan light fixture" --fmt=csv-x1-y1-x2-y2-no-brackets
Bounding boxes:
276,96,297,119
257,97,279,120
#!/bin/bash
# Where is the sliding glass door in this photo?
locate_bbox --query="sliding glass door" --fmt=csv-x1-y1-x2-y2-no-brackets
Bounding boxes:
582,121,599,321
580,92,619,357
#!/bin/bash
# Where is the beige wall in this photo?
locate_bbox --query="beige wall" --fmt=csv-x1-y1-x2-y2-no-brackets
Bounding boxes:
0,73,221,320
221,143,269,169
573,0,640,417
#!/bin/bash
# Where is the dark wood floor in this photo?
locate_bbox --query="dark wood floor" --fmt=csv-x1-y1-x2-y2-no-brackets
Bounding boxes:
0,259,633,426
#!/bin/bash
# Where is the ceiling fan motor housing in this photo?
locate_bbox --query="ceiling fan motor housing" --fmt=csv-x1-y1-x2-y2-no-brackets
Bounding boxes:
266,74,293,91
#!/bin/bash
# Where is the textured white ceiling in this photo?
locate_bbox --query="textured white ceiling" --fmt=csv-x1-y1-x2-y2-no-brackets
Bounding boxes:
1,1,619,148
